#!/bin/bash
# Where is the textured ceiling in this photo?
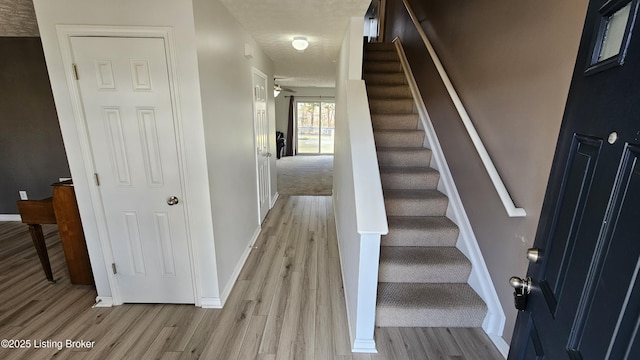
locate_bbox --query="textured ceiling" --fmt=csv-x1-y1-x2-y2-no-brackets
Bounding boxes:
0,0,39,36
0,0,370,87
219,0,371,88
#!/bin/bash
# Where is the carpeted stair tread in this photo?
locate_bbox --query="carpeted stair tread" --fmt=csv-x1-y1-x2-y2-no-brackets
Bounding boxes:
364,50,399,61
379,247,471,283
367,85,412,99
365,42,396,51
382,216,459,247
384,189,449,216
376,147,432,167
374,129,424,148
363,73,406,86
369,98,416,114
364,61,403,73
379,166,440,190
376,283,486,327
371,113,420,130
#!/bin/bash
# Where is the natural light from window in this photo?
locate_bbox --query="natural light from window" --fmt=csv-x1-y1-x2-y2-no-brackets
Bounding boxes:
296,101,335,154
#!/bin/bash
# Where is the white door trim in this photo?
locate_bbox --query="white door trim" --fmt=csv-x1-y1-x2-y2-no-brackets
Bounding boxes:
56,25,201,306
251,67,271,223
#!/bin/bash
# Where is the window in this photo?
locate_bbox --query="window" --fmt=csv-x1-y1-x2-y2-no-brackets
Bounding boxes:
296,101,335,154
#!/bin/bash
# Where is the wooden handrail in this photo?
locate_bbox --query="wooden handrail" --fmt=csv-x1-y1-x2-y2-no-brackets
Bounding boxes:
401,0,526,217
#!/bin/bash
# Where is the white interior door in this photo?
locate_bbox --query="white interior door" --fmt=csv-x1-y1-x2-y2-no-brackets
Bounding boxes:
253,70,270,223
71,36,194,303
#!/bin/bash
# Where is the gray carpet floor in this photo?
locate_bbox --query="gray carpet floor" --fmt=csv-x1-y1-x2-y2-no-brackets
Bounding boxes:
276,155,333,195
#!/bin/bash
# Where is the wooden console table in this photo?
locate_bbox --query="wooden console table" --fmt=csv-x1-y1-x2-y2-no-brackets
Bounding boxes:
16,181,94,285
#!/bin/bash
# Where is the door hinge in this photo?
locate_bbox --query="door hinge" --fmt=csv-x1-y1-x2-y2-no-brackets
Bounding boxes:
72,63,79,80
112,263,117,274
94,173,100,186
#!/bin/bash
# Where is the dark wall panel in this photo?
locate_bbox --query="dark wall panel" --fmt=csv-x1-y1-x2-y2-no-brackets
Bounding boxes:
0,37,70,213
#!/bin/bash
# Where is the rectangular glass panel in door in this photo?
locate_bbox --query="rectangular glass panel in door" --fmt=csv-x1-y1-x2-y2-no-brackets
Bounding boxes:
296,101,335,154
321,102,335,154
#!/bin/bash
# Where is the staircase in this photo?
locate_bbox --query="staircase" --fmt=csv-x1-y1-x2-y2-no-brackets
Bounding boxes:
363,42,487,327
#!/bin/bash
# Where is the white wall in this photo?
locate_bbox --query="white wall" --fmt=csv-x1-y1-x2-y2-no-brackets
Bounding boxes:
192,0,276,303
32,0,276,307
33,0,216,304
333,23,359,342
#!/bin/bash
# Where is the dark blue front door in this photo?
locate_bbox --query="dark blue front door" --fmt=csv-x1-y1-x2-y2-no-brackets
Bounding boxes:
509,0,640,359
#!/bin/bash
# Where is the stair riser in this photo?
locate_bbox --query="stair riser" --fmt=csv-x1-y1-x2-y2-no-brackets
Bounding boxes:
365,43,396,51
381,228,459,247
376,282,487,328
374,132,424,148
369,99,415,114
384,198,448,217
364,73,406,85
365,51,399,61
367,85,412,99
377,150,432,168
376,308,485,327
378,263,471,283
364,61,403,73
372,115,419,130
381,172,439,190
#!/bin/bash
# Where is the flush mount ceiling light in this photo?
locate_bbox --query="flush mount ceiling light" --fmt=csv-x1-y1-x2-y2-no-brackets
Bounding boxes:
291,36,309,51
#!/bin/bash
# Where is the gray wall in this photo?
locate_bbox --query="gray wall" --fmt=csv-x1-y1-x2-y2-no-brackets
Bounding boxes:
193,0,276,294
384,0,588,342
0,37,70,214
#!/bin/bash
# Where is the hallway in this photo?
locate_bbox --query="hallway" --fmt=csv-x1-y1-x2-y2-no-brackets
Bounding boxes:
0,195,502,359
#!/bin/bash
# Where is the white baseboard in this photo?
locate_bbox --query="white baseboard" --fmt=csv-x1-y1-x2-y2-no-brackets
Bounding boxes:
352,339,378,353
0,214,21,221
270,192,280,208
219,225,262,306
93,296,114,307
394,38,506,338
200,297,223,308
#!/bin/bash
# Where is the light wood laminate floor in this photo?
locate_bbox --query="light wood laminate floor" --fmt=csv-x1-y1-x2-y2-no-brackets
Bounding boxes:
0,196,503,359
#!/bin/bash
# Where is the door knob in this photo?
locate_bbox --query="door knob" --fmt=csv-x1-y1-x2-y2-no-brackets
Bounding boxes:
510,276,531,311
527,248,541,263
267,152,272,157
510,276,532,294
167,196,179,206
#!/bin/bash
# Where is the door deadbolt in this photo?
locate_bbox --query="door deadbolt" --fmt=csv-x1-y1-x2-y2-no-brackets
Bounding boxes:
527,248,541,263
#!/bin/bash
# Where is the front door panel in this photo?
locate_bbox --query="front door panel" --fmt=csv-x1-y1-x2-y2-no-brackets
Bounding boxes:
509,0,640,358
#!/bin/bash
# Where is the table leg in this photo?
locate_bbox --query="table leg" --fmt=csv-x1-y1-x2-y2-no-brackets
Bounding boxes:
27,224,55,283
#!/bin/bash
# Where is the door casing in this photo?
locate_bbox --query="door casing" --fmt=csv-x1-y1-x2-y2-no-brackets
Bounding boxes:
56,25,201,306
